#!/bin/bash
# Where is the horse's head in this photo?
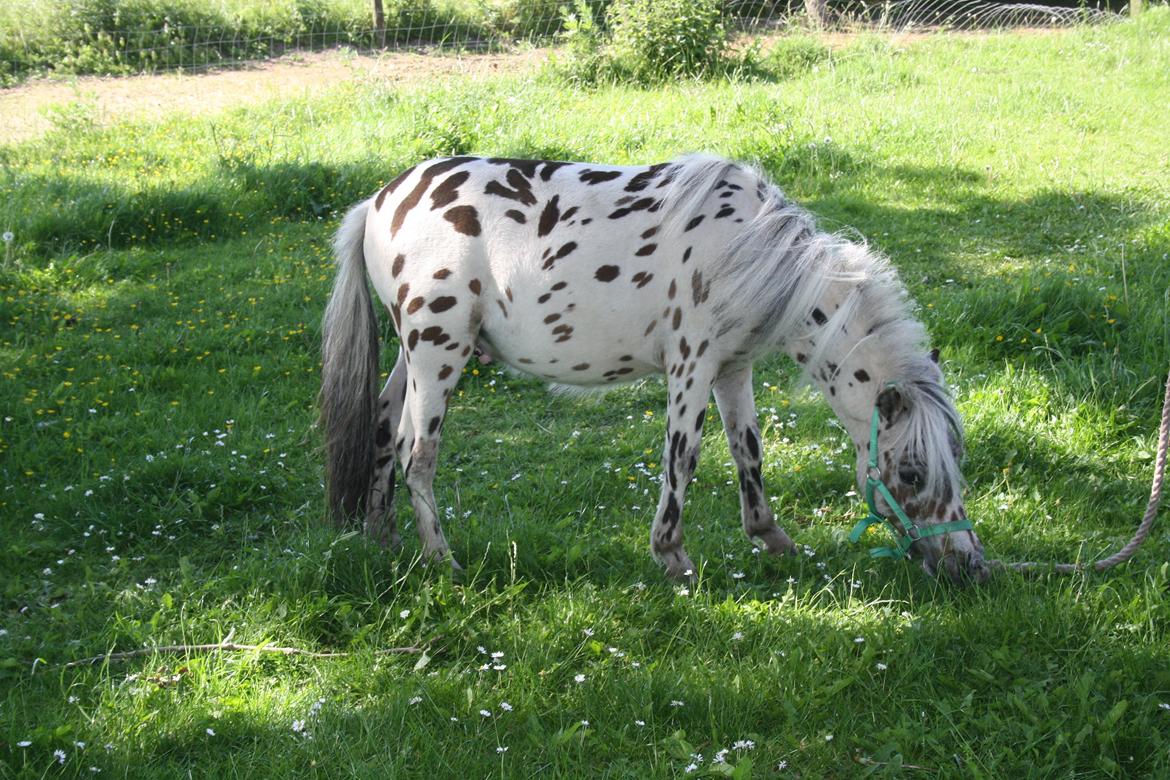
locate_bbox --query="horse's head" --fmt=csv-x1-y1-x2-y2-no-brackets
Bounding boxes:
856,374,989,585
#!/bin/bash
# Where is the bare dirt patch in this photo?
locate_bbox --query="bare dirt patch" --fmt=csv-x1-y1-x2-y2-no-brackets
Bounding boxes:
1,47,551,145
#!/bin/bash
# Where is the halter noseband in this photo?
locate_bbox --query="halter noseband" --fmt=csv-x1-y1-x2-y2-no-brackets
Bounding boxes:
848,389,974,559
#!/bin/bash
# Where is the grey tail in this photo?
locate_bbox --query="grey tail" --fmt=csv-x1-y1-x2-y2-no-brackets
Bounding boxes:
319,199,380,526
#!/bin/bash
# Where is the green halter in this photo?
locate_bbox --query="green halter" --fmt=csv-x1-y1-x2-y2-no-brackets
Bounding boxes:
848,392,974,559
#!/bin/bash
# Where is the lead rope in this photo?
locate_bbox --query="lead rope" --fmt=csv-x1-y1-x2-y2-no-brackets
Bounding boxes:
987,371,1170,575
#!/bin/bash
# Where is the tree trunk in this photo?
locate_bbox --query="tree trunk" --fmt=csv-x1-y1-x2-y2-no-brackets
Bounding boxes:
373,0,386,48
804,0,828,29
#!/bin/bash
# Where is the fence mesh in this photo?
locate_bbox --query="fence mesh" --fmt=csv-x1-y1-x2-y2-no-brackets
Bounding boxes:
0,0,1122,82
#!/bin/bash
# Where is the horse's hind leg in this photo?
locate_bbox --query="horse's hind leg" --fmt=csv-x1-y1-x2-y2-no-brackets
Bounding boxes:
713,367,795,555
366,348,407,549
395,311,475,569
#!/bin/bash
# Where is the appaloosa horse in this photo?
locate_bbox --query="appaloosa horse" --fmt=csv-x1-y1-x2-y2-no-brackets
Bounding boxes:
320,154,988,584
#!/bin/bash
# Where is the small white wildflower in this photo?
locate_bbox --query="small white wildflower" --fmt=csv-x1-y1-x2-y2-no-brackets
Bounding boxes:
778,760,788,770
499,701,512,712
54,749,67,764
670,700,684,707
1160,703,1170,711
580,720,589,727
574,674,586,683
491,651,504,659
408,696,422,706
733,739,755,750
876,662,888,671
480,709,492,718
731,571,745,580
583,628,594,637
17,740,31,747
634,719,645,726
824,734,834,741
74,741,86,749
854,637,865,643
731,631,744,641
206,728,215,736
684,762,698,773
292,719,306,733
496,746,508,754
2,231,13,243
400,609,410,619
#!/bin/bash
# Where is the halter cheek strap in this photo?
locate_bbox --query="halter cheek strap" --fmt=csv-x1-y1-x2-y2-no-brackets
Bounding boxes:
848,394,974,559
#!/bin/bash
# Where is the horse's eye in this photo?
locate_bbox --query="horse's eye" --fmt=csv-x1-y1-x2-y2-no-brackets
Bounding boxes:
897,465,923,488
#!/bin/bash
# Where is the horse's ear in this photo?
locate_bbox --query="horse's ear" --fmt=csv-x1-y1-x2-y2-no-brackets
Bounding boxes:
929,348,940,364
876,385,908,426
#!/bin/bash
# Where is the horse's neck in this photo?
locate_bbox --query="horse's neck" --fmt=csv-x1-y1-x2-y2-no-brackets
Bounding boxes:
780,280,897,444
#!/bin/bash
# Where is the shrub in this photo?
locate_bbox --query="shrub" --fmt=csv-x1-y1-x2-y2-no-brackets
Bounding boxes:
606,0,727,82
558,0,732,85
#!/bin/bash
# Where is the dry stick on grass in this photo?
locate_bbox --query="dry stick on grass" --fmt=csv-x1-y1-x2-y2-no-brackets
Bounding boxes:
64,640,433,668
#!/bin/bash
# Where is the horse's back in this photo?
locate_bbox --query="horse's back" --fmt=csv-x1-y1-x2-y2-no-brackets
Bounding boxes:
361,155,765,385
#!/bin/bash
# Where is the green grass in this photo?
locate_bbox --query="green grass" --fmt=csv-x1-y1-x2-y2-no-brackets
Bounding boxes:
3,11,1170,777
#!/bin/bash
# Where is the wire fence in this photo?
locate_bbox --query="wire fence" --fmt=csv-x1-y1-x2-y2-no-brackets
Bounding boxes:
0,0,1122,82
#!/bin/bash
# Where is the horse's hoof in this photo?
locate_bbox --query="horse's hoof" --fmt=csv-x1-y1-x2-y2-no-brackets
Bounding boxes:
757,527,796,556
659,550,697,582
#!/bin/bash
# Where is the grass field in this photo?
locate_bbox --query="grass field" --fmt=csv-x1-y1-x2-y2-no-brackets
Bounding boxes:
3,10,1170,778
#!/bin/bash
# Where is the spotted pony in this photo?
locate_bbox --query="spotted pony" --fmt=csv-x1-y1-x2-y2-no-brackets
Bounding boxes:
320,154,989,584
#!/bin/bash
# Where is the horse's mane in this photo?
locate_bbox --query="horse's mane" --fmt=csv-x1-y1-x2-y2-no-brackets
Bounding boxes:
660,153,964,497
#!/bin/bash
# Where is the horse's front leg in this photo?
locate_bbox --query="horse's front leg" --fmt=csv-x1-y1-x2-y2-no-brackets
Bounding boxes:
650,356,718,580
713,367,796,555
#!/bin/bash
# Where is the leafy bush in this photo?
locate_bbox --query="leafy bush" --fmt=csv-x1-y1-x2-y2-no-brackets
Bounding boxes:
606,0,727,82
558,0,733,85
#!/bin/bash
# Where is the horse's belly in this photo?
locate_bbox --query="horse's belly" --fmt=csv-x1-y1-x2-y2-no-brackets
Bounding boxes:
479,281,665,385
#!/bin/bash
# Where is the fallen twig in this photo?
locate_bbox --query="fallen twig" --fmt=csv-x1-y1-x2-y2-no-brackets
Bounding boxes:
63,641,430,668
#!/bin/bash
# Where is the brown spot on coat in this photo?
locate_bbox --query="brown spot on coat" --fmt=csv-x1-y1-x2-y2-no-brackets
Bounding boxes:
443,205,481,236
391,157,474,236
407,296,425,315
579,169,622,185
594,265,620,282
432,268,451,280
429,296,457,313
468,279,482,295
375,165,417,210
636,243,657,256
505,209,527,224
538,195,561,237
429,171,470,210
392,254,406,277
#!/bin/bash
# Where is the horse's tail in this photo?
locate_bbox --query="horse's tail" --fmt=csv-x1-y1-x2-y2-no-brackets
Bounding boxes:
319,199,380,526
